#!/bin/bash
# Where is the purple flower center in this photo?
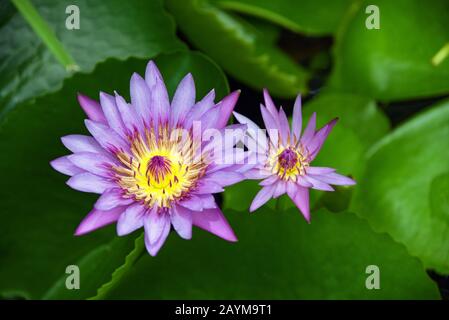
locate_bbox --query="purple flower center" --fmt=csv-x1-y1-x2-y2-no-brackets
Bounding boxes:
147,155,172,183
278,148,298,170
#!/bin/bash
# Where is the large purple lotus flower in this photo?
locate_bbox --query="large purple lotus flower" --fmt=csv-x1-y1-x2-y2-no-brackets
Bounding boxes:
234,90,356,222
51,61,246,256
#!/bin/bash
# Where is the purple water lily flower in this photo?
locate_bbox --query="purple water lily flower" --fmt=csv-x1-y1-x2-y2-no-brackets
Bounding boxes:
51,61,246,256
234,90,356,222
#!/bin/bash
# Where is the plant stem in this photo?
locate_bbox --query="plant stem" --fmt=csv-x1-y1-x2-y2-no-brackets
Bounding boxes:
11,0,79,72
432,42,449,66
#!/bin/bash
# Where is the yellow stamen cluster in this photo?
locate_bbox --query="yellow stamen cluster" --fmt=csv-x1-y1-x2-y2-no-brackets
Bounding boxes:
113,125,207,208
267,142,309,181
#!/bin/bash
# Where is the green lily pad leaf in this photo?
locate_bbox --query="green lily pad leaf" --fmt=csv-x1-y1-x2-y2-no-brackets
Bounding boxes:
212,0,354,36
0,0,184,116
43,234,141,299
330,0,449,101
106,208,439,299
351,98,449,274
0,51,229,299
165,0,309,98
429,173,449,224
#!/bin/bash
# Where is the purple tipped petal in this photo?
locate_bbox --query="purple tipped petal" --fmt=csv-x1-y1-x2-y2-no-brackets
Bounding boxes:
233,111,268,152
145,61,170,125
144,210,171,256
75,206,125,236
68,152,116,177
287,185,310,222
273,180,287,198
185,89,215,129
263,89,279,120
61,135,104,154
179,194,204,211
50,156,84,176
307,118,338,160
192,208,237,242
215,90,240,128
300,112,316,146
297,176,313,188
194,180,224,194
170,205,193,240
197,194,217,209
84,119,129,153
259,175,278,186
303,175,334,191
198,106,220,131
291,94,302,140
117,203,145,236
130,73,152,126
310,172,356,186
306,167,336,175
203,171,244,187
67,172,115,194
77,93,106,124
100,92,126,138
115,94,143,137
171,73,196,127
278,107,290,146
260,104,279,146
250,184,275,212
94,188,133,211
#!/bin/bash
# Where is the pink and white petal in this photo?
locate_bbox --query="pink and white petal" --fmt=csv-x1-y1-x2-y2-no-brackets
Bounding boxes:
170,205,193,240
250,184,275,212
50,156,84,176
130,73,152,125
300,112,316,146
61,135,104,154
287,185,311,222
303,175,334,191
291,94,302,140
67,172,115,194
215,90,240,128
117,203,145,236
310,172,356,186
77,93,106,124
171,73,196,127
68,152,116,177
192,208,237,242
75,206,125,236
84,119,129,153
115,93,143,137
99,92,126,138
94,188,133,211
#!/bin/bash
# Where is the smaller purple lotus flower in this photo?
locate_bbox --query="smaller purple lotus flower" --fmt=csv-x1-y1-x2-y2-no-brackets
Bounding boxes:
234,90,356,222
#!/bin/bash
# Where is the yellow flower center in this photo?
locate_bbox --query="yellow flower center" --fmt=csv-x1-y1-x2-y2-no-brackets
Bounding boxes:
268,145,309,181
113,125,207,208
